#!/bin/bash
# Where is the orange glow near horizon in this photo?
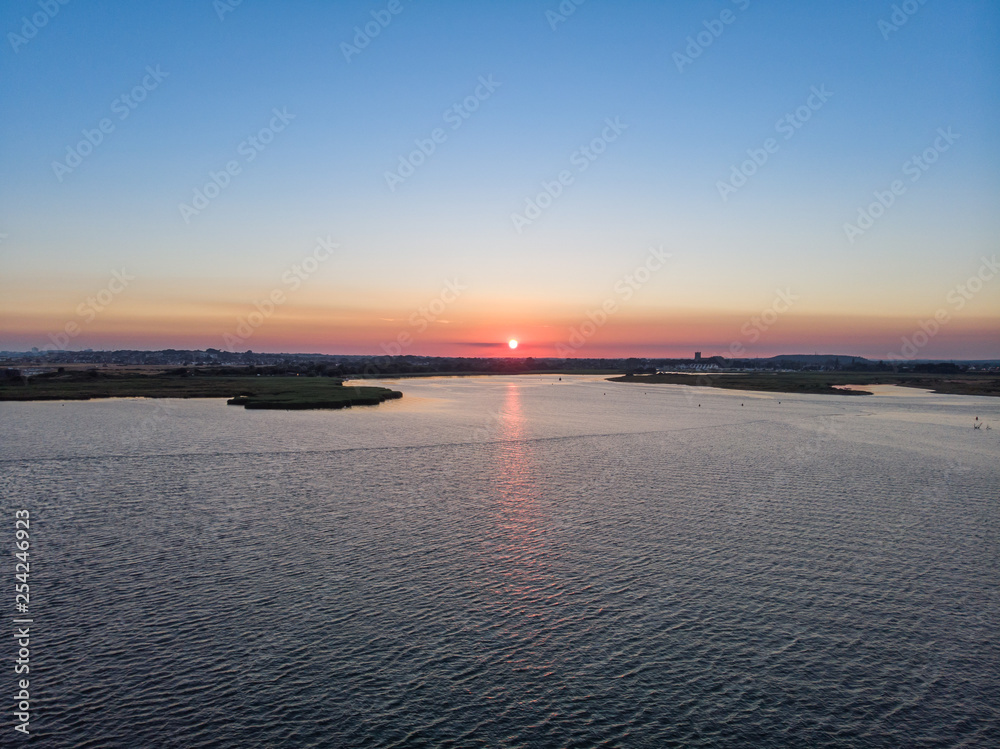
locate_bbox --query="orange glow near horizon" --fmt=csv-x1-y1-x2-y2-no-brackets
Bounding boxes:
2,286,998,360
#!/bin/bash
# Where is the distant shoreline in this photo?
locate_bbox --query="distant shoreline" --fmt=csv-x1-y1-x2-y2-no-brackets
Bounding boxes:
3,368,999,405
607,372,1000,398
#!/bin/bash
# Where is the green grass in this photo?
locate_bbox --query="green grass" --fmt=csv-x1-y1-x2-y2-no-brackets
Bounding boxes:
608,371,1000,397
0,371,402,410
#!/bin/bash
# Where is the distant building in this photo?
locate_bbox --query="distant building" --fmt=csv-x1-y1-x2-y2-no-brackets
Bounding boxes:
694,352,701,361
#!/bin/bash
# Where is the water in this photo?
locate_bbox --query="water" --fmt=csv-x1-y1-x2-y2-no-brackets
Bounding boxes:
1,376,998,747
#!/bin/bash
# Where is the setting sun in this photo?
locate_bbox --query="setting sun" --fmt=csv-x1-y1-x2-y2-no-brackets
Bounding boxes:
508,339,518,350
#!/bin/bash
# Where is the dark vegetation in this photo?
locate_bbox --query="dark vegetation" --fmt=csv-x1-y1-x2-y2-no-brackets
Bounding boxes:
3,353,998,402
0,367,402,410
609,371,1000,397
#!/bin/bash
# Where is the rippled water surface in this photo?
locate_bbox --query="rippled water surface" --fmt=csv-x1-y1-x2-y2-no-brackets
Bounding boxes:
2,376,998,747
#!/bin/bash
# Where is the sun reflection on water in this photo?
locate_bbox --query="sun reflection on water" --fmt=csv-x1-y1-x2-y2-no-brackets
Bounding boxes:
485,384,556,637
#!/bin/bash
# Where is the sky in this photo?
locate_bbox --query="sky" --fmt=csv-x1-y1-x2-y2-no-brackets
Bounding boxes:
1,0,998,360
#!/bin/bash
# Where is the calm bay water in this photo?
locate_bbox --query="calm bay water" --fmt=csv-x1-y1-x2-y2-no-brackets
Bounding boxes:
1,376,998,747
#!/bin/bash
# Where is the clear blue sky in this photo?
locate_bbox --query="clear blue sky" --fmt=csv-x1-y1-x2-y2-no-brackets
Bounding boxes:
1,0,998,357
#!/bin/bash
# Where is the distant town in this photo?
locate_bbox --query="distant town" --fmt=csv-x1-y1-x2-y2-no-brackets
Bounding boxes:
2,348,998,379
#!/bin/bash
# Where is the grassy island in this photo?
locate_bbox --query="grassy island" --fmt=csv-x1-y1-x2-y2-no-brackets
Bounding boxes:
0,367,402,410
608,371,1000,397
